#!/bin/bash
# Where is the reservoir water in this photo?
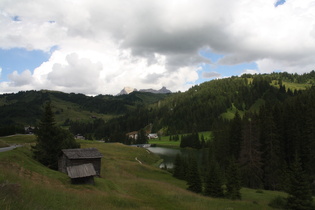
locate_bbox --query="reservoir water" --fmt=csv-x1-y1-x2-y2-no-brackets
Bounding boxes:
147,147,180,168
147,146,200,169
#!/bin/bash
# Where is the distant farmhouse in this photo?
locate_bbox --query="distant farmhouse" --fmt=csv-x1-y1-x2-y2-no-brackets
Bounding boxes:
75,134,85,140
126,131,138,139
24,126,35,134
148,133,158,139
58,148,103,184
126,123,159,140
126,131,158,140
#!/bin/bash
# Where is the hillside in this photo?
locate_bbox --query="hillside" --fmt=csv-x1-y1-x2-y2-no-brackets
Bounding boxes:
0,136,288,210
100,71,315,137
0,90,170,128
1,71,314,139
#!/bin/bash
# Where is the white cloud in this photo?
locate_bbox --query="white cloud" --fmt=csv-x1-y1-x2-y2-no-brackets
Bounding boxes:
0,0,315,94
241,69,260,76
8,70,33,86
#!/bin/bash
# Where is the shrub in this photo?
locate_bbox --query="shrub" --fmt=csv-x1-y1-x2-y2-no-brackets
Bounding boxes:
268,196,286,209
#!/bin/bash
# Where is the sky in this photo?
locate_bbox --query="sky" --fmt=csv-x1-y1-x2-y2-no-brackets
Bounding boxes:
0,0,315,95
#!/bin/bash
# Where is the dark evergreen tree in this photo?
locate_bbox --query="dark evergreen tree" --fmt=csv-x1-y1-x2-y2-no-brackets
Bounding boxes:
186,155,202,193
213,118,230,171
136,128,148,144
192,132,201,149
225,159,242,200
259,104,282,190
239,114,263,188
32,102,79,170
286,156,314,210
204,157,224,197
229,111,243,160
173,154,186,180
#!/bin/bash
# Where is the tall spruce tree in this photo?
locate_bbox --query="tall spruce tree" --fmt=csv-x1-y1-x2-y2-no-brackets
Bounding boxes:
239,114,263,188
173,154,186,180
260,104,282,190
229,111,243,160
225,158,242,200
33,102,79,169
286,155,314,210
186,155,202,193
136,128,148,144
204,159,224,197
204,142,224,197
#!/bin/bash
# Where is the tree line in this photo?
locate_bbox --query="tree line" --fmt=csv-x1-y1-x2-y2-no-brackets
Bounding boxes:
208,86,315,209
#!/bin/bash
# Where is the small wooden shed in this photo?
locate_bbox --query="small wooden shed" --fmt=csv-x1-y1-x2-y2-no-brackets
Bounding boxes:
58,148,103,178
67,163,96,184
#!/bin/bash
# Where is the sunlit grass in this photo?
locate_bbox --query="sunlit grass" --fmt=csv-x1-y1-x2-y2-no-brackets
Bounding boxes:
0,134,36,145
150,131,213,148
0,137,298,210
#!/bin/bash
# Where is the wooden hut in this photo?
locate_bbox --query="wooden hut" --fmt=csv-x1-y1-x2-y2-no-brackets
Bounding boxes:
58,148,103,178
67,163,96,184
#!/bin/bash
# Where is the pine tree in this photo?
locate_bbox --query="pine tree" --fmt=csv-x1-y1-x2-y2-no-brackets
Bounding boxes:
204,159,224,197
33,102,79,170
173,154,186,180
186,155,202,193
136,128,148,144
204,143,224,197
229,111,242,160
225,159,242,200
286,156,314,210
260,104,282,190
239,114,263,188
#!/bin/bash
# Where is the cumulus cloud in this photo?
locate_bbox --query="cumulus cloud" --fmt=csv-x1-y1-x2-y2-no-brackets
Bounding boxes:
8,70,33,86
241,69,260,75
48,53,102,90
0,0,315,94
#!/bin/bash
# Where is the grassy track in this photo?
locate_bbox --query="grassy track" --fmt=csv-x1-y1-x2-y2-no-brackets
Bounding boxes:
0,136,298,209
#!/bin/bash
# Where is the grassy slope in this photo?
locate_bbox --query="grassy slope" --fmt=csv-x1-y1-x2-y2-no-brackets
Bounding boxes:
0,140,9,148
50,96,115,125
0,136,289,210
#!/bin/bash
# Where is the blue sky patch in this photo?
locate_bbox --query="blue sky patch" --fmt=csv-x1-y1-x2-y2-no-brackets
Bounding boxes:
0,48,51,80
196,49,258,85
195,62,258,85
275,0,286,7
12,15,21,21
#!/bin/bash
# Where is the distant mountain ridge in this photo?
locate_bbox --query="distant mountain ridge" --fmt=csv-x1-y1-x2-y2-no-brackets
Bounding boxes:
118,86,171,95
117,87,137,95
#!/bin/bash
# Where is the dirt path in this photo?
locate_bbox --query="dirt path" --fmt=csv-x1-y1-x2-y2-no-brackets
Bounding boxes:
0,145,22,153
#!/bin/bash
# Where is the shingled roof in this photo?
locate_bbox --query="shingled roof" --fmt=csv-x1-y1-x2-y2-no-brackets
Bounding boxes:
66,163,96,178
61,148,103,159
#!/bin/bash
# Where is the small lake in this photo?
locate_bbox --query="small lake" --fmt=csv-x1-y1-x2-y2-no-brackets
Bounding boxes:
147,146,199,169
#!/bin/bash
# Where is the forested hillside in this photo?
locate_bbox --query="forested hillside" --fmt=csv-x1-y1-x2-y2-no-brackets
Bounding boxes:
67,71,315,205
0,90,169,136
90,71,315,140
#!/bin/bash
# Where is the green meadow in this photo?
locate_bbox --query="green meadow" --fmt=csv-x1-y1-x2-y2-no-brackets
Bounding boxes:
149,131,213,148
0,135,295,209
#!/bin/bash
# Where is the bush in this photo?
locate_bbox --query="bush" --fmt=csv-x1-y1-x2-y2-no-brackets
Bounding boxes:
268,196,286,209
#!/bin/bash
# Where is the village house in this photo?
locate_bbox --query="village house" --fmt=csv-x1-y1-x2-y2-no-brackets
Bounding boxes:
75,134,85,140
148,133,158,139
58,148,103,184
24,126,35,134
126,131,138,139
